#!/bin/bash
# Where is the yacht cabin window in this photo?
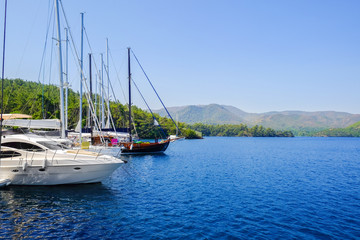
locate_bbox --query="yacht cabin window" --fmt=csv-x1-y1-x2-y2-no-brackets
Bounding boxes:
0,150,22,158
37,141,69,150
1,142,44,152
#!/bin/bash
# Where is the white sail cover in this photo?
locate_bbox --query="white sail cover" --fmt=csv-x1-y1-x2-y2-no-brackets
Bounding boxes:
2,119,61,129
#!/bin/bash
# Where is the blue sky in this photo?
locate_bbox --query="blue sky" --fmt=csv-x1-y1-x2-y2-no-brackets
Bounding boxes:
1,0,359,113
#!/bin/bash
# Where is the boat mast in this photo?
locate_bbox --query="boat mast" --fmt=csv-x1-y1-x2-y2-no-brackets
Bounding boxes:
0,0,8,149
54,0,66,139
89,53,93,140
79,12,84,145
106,38,110,128
65,27,69,131
128,47,132,142
94,72,97,121
98,68,101,126
101,53,105,128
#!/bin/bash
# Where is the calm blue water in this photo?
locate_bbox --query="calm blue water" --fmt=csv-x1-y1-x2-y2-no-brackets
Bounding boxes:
1,137,360,239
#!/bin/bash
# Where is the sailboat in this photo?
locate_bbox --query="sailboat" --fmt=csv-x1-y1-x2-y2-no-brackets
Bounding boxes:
0,0,124,186
120,48,170,154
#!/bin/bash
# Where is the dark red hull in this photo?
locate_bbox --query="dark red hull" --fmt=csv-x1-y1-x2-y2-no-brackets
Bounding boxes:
121,140,170,154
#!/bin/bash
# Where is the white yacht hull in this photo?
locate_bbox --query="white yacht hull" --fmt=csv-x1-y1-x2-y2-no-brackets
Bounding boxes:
0,134,124,185
0,162,122,185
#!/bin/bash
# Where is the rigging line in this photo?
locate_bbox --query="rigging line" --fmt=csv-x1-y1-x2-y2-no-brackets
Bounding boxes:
109,48,127,104
4,2,54,117
131,78,167,138
83,29,102,85
58,7,95,118
68,34,103,137
102,63,119,135
83,27,95,60
37,0,54,83
131,49,181,135
59,0,81,68
82,29,108,110
14,1,43,76
106,65,132,134
59,2,104,142
7,2,55,118
83,27,103,84
59,0,89,88
108,79,127,129
83,28,113,129
4,1,53,118
37,0,54,118
1,0,8,146
83,28,107,112
47,18,56,118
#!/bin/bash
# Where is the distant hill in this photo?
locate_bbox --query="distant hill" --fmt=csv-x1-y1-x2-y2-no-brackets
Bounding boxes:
155,104,360,130
156,104,244,125
312,120,360,137
347,121,360,129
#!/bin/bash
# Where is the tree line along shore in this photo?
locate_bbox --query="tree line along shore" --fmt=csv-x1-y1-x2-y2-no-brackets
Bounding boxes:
10,78,356,138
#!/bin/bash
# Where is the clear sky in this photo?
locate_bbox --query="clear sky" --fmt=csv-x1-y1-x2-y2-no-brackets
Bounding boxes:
1,0,359,113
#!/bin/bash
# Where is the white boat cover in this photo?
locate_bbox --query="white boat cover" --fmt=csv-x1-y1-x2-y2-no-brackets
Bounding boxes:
2,119,61,129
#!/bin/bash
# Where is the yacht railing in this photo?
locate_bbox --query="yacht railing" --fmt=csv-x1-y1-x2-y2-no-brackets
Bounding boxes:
1,147,117,169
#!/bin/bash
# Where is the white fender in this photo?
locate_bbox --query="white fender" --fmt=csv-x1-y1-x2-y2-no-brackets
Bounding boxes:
42,159,47,169
22,161,27,171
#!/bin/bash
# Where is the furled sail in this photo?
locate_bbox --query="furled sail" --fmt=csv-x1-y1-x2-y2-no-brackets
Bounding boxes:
2,119,61,129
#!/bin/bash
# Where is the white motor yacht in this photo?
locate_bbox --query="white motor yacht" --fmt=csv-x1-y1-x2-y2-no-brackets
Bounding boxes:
0,133,124,185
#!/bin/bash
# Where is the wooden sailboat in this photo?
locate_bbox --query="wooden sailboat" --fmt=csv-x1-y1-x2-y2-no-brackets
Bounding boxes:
120,48,170,154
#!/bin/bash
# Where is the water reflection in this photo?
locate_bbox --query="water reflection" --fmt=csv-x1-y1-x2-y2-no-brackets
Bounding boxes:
0,184,119,239
121,152,170,161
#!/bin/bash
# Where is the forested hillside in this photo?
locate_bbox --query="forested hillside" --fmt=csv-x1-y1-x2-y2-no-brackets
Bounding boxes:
0,79,293,138
0,78,183,138
189,123,294,137
311,121,360,137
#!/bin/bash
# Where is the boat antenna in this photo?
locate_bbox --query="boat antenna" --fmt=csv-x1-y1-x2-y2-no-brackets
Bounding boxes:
0,0,8,149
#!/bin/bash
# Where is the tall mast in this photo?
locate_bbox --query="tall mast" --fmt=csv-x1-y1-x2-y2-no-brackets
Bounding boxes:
79,12,84,145
101,53,105,128
98,68,101,126
0,0,8,148
89,53,93,140
55,0,66,139
94,72,97,122
128,47,132,142
65,27,69,130
106,38,110,128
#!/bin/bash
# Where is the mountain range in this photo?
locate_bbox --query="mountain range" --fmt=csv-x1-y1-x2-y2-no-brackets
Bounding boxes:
155,104,360,130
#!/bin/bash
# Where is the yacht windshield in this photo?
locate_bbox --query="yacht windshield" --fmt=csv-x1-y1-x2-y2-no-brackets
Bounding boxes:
37,141,69,150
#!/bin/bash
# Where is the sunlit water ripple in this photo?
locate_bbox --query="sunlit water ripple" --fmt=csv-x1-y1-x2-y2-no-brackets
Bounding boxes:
1,137,360,239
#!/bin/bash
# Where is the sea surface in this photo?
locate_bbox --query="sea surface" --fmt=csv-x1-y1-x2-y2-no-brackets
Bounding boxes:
1,137,360,239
